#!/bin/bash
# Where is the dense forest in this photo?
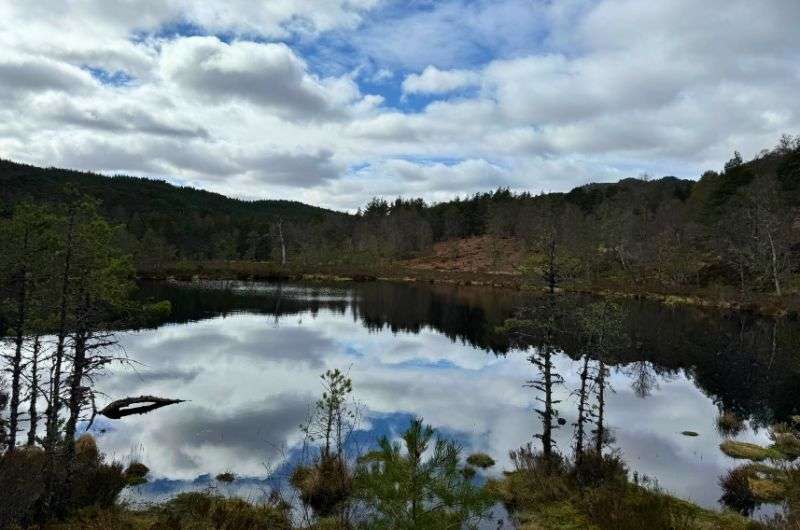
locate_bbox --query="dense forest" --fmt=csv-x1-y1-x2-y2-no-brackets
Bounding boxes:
2,135,800,297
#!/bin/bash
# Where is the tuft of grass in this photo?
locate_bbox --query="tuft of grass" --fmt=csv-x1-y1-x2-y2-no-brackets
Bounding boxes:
772,432,800,459
717,411,745,437
153,492,291,530
493,446,760,530
466,452,496,469
216,471,236,484
124,462,149,486
720,440,784,461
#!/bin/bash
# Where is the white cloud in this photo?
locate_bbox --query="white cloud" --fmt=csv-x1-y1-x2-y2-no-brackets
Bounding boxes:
402,66,479,95
160,37,361,121
0,0,798,209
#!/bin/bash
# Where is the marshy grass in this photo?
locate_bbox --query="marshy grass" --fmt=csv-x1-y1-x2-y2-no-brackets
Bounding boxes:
488,445,758,530
720,440,785,461
717,411,745,437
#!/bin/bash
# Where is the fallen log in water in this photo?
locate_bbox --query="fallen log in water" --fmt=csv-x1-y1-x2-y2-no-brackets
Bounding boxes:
99,395,185,420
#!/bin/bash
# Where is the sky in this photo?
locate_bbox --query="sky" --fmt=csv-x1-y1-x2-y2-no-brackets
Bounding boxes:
1,0,799,211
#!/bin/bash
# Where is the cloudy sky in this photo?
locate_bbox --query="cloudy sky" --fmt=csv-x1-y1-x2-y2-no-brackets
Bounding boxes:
1,1,798,210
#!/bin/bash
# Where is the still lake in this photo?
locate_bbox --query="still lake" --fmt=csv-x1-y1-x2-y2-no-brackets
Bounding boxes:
93,280,800,514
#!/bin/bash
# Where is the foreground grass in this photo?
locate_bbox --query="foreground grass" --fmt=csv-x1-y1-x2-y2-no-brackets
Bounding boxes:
487,449,762,530
41,492,291,530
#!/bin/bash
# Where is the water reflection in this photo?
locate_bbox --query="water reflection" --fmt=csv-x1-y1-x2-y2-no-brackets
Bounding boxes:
93,280,799,511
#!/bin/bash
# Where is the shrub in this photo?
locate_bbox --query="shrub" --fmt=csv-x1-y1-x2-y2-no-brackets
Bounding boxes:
719,465,760,515
572,450,627,488
0,434,129,528
215,471,236,484
291,454,352,518
124,462,150,486
466,452,495,469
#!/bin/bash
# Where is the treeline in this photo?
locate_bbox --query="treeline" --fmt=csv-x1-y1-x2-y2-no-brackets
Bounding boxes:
2,135,800,295
360,136,800,296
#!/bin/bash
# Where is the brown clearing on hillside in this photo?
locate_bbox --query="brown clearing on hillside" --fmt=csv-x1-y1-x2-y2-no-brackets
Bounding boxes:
401,236,525,275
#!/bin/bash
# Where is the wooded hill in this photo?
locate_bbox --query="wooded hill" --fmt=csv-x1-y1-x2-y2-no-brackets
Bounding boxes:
1,135,799,298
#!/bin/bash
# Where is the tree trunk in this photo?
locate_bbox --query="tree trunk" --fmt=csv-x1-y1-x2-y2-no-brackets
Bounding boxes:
46,207,75,450
541,347,553,457
575,356,590,461
277,219,287,266
27,336,41,446
595,361,607,454
767,232,781,296
64,327,88,455
8,254,28,453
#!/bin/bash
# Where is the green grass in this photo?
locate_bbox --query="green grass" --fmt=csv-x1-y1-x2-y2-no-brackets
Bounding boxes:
489,448,761,530
720,441,785,461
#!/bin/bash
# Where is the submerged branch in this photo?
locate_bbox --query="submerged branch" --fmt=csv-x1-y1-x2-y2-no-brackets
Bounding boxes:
98,395,185,420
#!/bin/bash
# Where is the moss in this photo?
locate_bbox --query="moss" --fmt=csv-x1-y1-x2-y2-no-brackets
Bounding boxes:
466,452,496,469
720,441,784,461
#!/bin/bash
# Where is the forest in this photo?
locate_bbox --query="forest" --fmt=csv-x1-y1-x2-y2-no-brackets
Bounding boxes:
2,135,799,303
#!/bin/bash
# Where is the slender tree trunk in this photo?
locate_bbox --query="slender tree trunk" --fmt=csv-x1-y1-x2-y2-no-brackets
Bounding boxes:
547,237,556,294
27,336,41,446
8,255,28,453
64,326,88,455
46,207,75,451
575,356,590,461
541,347,553,457
595,361,607,454
767,232,781,296
277,219,287,266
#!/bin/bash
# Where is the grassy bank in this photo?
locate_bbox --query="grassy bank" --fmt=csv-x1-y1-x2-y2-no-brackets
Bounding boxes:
138,259,800,317
488,448,766,530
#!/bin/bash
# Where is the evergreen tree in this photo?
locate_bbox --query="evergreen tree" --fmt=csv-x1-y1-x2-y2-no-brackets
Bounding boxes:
354,417,492,530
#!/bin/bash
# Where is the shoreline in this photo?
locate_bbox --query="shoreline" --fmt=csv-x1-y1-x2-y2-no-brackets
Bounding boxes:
138,260,800,318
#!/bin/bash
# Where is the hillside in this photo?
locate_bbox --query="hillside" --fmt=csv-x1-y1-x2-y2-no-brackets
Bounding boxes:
0,159,351,263
1,143,799,302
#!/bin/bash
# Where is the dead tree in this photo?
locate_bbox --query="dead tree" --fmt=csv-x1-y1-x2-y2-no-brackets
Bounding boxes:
6,222,31,452
502,299,564,459
573,355,592,461
592,361,609,454
276,218,287,266
26,336,42,446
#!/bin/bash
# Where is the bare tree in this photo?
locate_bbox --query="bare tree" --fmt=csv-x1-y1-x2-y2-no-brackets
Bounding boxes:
501,300,565,458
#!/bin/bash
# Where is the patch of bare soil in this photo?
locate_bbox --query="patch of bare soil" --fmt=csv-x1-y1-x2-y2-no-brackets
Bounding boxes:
401,236,525,275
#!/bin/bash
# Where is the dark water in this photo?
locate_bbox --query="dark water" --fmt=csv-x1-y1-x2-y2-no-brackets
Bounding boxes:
94,280,800,513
